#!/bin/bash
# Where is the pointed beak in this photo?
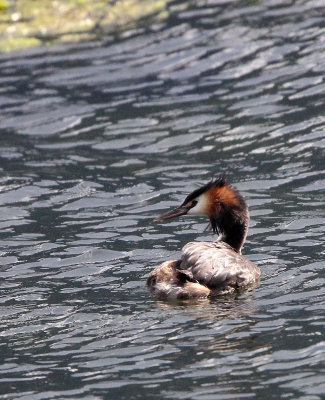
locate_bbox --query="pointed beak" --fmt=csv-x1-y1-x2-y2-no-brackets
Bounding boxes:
154,205,190,222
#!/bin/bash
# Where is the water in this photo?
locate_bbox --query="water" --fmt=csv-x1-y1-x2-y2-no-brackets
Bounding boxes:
0,0,325,399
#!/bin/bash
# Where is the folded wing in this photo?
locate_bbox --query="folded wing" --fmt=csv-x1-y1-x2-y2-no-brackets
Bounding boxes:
179,241,260,290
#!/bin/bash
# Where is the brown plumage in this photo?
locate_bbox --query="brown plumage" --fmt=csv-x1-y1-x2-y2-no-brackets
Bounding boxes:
147,177,260,299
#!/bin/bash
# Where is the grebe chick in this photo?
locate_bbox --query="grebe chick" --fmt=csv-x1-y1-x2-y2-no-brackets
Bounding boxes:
147,177,260,299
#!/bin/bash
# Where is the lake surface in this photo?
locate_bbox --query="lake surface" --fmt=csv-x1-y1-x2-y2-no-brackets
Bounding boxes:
0,0,325,399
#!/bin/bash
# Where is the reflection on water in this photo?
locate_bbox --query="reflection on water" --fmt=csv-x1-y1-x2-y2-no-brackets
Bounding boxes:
1,0,325,399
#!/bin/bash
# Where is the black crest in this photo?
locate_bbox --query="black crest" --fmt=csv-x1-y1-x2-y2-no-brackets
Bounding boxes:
181,176,227,206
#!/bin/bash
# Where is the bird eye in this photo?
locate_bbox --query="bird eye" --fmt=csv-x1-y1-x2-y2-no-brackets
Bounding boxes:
191,200,198,208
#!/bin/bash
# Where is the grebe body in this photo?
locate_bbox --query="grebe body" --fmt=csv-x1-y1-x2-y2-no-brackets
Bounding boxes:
147,177,260,299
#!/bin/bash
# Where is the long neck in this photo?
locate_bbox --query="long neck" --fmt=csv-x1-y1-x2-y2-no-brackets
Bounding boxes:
217,208,249,254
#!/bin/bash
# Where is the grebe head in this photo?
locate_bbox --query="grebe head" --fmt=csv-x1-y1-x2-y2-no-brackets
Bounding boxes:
154,176,249,253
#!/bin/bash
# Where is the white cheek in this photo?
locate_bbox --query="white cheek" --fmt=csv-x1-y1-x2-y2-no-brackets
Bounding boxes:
187,195,209,216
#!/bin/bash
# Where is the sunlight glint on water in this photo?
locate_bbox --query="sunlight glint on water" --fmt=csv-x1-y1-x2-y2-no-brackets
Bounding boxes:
0,0,324,399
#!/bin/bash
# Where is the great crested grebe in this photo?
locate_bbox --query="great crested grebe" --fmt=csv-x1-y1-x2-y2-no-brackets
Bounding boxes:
147,177,260,299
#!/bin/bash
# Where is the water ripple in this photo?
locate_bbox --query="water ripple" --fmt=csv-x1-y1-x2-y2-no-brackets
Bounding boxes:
0,0,325,399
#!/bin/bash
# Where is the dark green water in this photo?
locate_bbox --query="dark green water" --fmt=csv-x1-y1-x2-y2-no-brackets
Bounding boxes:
0,0,325,399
